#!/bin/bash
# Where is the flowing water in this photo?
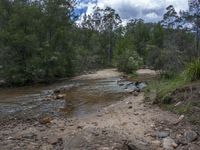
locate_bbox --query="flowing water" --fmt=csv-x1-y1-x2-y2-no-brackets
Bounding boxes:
0,76,128,121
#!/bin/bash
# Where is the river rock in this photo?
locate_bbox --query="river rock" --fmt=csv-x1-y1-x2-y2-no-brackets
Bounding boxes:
152,140,162,146
156,131,170,138
27,143,38,150
118,82,124,86
184,130,198,143
20,128,38,140
133,91,139,96
126,101,132,105
124,143,138,150
174,102,182,107
97,114,103,117
41,144,53,150
174,115,184,125
48,136,62,145
77,125,84,129
0,79,5,86
98,147,110,150
137,83,147,90
56,94,66,99
39,117,52,124
7,136,14,140
22,132,37,139
188,143,200,150
125,89,134,94
54,85,71,94
133,112,139,116
128,105,133,109
163,137,177,150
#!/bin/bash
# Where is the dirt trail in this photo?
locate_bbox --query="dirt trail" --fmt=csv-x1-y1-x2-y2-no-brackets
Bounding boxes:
0,69,199,150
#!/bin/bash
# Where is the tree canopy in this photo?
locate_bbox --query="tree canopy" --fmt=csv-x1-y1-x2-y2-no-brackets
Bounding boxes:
0,0,199,85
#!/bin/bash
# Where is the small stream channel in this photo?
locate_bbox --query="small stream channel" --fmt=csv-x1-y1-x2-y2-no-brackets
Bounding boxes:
0,75,146,122
0,77,127,121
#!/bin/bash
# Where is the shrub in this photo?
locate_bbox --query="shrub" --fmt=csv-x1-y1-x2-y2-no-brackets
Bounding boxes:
184,58,200,81
116,49,143,73
146,45,184,77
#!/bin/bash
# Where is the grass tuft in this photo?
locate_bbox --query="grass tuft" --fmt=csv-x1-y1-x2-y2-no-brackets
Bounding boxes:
184,58,200,82
146,75,187,104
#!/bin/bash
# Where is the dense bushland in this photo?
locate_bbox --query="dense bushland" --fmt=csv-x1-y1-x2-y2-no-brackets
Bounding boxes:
0,0,200,86
0,0,120,85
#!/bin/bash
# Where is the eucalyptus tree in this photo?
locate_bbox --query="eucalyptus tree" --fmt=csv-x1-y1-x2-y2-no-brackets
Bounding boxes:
80,6,122,65
161,5,180,29
180,0,200,55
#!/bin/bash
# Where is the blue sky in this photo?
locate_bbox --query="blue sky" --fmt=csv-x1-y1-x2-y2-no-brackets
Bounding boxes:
75,0,189,23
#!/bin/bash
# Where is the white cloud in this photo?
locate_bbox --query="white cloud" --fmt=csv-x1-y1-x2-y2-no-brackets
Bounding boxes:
77,0,189,23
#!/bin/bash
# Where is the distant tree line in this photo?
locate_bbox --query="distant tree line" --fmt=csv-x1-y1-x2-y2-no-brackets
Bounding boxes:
0,0,199,85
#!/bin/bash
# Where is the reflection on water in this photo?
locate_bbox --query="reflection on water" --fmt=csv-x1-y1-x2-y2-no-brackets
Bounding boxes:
0,77,126,120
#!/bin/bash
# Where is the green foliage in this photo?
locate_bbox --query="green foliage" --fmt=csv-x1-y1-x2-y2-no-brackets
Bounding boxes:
146,75,186,104
0,0,122,85
116,48,143,73
0,0,75,85
0,0,198,87
150,24,164,48
184,58,200,81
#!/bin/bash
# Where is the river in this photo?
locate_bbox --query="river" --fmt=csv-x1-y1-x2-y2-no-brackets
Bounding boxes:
0,72,127,122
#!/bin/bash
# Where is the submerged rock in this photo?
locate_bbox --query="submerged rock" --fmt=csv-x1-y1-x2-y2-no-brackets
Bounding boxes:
122,80,147,93
137,83,147,90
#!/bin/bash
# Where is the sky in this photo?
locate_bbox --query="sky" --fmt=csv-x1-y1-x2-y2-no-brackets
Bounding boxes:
75,0,189,23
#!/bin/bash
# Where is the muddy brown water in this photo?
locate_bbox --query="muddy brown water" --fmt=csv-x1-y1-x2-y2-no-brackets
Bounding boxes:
0,77,127,121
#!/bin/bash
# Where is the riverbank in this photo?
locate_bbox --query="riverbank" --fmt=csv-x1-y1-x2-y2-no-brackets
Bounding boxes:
0,69,199,150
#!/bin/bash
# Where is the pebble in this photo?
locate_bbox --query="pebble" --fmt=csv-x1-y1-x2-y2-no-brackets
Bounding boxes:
128,106,133,109
152,140,161,146
56,94,66,99
133,92,139,96
150,124,156,128
133,112,139,115
174,115,184,125
97,114,103,117
41,144,53,150
39,117,52,124
98,147,110,150
77,125,84,129
126,101,132,105
47,136,62,145
174,102,182,107
7,136,14,140
91,122,98,126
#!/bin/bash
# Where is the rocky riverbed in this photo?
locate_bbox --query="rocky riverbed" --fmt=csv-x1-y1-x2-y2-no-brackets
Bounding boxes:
0,69,199,150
